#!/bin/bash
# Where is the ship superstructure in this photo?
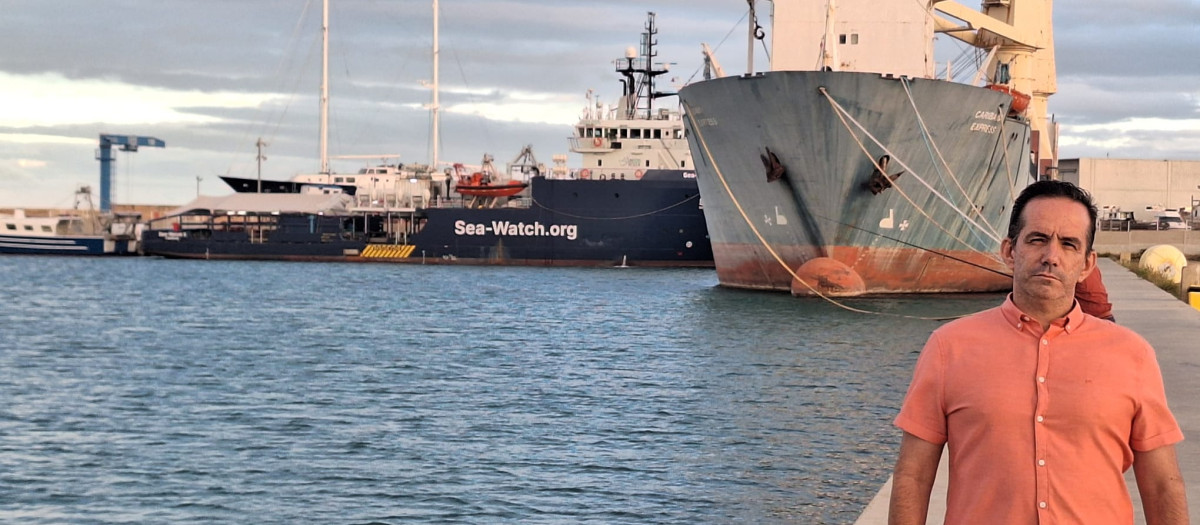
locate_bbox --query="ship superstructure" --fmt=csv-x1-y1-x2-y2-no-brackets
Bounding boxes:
568,13,694,182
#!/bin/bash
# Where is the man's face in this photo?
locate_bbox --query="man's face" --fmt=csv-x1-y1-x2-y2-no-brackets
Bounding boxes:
1001,196,1097,304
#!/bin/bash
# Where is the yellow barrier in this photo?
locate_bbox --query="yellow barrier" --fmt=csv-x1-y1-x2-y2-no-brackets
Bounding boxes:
1190,288,1200,312
361,244,417,258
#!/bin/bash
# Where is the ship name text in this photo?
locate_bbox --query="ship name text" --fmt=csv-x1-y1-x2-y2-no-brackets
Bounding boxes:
969,122,999,134
454,220,578,241
969,109,1004,135
973,110,1005,122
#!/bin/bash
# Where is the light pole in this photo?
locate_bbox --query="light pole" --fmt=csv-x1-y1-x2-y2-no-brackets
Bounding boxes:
196,176,202,197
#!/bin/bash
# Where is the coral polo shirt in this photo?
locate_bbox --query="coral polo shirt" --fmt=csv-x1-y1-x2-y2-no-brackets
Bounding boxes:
895,296,1183,524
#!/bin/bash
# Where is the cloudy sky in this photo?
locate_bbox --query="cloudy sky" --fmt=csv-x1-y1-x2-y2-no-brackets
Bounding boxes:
2,0,1198,208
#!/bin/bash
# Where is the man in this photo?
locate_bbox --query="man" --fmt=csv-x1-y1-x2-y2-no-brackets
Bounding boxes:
889,180,1187,524
1076,264,1115,321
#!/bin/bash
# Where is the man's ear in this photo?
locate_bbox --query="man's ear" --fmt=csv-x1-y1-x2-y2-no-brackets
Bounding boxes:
1078,250,1098,283
1001,237,1015,270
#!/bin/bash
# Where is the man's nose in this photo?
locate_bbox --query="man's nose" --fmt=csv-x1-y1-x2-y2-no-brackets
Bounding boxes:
1041,240,1063,266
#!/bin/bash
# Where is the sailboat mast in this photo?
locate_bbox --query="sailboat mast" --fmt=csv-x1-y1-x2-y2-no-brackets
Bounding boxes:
746,0,755,74
320,0,330,175
430,0,440,171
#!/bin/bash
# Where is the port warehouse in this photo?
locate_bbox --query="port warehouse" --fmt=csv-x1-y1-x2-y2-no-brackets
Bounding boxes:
1059,158,1200,225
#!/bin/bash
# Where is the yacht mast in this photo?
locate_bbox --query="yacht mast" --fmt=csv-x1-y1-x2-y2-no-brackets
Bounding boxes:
430,0,440,171
319,0,330,175
746,0,755,74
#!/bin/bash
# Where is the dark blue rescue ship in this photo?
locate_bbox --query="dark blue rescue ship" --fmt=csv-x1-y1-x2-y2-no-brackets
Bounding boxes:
141,12,712,267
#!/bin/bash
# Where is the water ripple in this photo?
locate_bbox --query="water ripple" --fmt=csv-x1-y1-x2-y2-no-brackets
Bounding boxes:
0,256,1004,523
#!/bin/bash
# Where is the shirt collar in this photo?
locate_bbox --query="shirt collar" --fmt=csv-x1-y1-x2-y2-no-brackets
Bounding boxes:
1000,294,1086,333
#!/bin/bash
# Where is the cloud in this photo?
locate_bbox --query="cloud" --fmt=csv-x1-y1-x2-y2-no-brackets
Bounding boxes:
0,133,93,146
0,72,280,129
2,0,1200,206
1050,77,1200,125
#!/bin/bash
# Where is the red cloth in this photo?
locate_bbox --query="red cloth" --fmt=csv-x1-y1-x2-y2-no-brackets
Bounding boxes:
895,296,1182,524
1075,265,1114,320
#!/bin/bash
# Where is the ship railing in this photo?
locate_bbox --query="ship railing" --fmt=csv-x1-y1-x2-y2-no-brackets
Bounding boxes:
422,195,533,210
351,194,427,211
342,193,534,211
568,136,612,152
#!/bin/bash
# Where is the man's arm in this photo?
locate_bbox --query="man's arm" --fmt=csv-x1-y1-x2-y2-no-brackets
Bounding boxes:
1133,444,1189,525
888,431,943,525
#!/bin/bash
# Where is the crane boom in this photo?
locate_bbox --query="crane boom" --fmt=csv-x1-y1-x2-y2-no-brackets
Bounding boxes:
701,43,726,79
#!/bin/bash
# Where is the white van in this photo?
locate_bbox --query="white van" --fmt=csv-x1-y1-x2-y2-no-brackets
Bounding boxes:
1151,210,1189,230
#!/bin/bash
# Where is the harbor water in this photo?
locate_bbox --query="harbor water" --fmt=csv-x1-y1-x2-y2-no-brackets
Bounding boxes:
0,256,1004,524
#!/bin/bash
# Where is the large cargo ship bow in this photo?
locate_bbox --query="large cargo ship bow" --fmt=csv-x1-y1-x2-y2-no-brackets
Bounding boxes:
680,0,1055,295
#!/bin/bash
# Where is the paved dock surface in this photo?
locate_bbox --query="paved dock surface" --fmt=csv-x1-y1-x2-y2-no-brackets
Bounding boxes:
855,257,1200,524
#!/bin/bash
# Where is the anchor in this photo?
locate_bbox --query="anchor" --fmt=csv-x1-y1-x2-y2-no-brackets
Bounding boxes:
760,147,787,182
865,155,905,195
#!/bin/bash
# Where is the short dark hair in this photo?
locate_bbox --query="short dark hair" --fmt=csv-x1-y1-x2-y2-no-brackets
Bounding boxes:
1007,180,1098,251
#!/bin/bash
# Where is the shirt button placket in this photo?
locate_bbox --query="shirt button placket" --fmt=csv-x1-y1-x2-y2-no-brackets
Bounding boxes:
1034,336,1051,517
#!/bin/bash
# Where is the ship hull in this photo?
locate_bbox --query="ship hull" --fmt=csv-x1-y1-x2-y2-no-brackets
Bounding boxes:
141,236,365,261
141,213,370,261
219,176,358,195
144,172,713,267
397,172,711,266
0,234,136,255
680,71,1033,295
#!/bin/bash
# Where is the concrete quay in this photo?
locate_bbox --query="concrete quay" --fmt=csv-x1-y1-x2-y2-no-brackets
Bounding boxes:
855,257,1200,524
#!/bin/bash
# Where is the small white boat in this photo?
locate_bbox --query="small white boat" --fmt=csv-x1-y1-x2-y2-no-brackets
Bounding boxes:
0,187,142,256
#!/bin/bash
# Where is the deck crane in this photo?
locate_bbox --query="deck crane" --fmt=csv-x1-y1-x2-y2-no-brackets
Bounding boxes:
701,43,726,80
96,134,165,212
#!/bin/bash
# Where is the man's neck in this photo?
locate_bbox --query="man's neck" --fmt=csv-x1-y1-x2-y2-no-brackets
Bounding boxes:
1012,293,1074,332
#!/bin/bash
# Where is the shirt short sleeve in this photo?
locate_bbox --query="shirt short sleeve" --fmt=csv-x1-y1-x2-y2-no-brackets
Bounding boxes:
895,332,949,445
1131,342,1184,451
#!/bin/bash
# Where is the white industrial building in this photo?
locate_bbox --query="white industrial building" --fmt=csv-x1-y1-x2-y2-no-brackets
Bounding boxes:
1058,158,1200,222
